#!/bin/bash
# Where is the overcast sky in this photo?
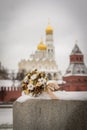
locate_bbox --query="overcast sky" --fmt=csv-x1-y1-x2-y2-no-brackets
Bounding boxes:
0,0,87,74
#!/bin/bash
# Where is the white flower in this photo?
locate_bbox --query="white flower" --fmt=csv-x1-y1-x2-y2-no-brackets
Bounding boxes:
24,76,28,83
31,74,37,80
27,84,34,90
22,70,47,97
38,78,46,85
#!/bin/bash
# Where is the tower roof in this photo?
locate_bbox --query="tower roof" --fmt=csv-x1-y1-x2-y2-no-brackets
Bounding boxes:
37,39,47,50
46,23,53,34
64,43,87,77
71,44,82,55
64,63,87,76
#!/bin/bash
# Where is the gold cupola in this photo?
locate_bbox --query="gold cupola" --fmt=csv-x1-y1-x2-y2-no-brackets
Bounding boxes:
37,38,47,50
46,22,53,34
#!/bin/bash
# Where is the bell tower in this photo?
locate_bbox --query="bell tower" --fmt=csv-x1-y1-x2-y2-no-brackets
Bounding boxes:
45,22,55,60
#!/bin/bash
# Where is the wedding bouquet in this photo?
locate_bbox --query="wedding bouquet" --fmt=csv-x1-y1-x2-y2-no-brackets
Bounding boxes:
22,69,48,96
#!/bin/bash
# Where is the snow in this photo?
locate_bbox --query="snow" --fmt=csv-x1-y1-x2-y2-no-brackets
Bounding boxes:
53,91,87,101
64,63,87,76
57,80,66,84
0,80,21,87
17,91,87,103
71,44,82,55
0,108,12,125
47,80,66,85
17,92,51,103
65,74,87,77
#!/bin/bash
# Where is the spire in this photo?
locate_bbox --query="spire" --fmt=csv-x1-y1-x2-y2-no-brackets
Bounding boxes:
71,42,82,55
48,18,50,25
46,20,53,34
40,36,43,43
75,40,78,44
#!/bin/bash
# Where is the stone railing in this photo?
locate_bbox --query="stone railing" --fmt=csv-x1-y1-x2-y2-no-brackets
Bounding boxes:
13,99,87,130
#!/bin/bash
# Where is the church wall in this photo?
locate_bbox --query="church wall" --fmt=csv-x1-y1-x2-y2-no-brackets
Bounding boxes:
18,23,58,81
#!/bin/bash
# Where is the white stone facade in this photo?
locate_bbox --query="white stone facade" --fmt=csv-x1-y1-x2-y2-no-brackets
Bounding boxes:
18,24,59,80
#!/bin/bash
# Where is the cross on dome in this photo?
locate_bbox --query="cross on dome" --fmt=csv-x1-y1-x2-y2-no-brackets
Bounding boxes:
37,38,47,50
46,21,53,34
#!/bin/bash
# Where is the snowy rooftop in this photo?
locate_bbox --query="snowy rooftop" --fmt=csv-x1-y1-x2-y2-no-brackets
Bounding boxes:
64,63,87,76
71,44,82,55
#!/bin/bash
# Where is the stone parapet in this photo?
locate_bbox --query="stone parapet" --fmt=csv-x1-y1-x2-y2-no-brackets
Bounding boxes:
13,99,87,130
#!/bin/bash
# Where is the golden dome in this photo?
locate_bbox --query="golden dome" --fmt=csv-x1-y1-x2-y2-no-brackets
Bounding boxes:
37,39,47,50
46,23,53,34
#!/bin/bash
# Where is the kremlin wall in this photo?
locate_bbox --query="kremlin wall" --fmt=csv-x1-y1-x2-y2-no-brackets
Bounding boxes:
0,86,21,102
0,23,87,103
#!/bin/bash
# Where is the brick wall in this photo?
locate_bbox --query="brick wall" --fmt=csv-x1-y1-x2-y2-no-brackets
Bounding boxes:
0,87,21,102
60,76,87,91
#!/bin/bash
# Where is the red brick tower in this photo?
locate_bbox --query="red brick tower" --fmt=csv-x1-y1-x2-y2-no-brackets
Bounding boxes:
63,44,87,91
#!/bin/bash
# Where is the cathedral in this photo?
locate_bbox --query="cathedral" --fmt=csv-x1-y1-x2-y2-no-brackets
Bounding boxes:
18,23,59,80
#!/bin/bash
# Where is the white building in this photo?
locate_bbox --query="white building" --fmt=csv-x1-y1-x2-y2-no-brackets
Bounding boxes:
18,23,59,80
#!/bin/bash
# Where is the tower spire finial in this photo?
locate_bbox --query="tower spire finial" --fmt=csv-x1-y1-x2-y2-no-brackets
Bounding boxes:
48,17,50,25
75,40,78,45
41,36,43,42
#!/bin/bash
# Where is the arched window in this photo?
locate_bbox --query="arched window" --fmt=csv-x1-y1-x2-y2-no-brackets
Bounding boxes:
82,70,85,73
48,49,50,52
80,57,82,61
47,73,52,80
77,70,80,73
67,70,71,73
54,73,57,78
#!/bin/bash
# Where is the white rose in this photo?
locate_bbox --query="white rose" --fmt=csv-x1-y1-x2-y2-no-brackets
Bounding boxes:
31,74,37,80
24,76,28,83
27,84,34,90
38,78,46,85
